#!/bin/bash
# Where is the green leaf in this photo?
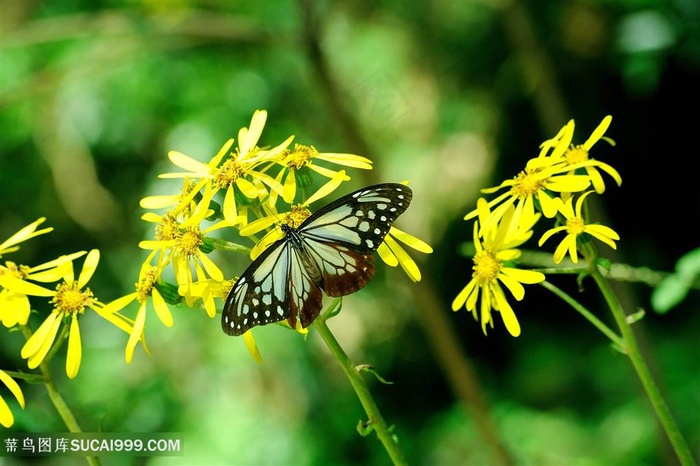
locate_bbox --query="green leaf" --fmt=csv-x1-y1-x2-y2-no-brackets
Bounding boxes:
595,257,612,272
651,275,689,314
675,247,700,278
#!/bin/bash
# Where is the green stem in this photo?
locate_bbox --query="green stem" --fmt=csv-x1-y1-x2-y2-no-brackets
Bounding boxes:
208,238,251,254
539,280,624,349
581,244,695,466
313,312,407,466
0,370,44,384
20,325,101,466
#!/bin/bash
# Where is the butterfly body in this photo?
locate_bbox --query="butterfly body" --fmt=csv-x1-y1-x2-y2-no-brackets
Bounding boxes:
222,183,412,336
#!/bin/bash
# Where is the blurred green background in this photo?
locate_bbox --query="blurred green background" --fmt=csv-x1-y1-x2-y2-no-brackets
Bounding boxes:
1,0,699,465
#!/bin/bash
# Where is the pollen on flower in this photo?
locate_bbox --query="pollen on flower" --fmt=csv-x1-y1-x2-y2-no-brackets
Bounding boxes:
566,217,585,234
511,171,543,198
214,157,246,189
1,261,29,280
565,145,589,164
135,267,158,303
177,227,203,256
51,282,94,315
284,205,312,228
284,144,317,169
156,214,181,242
472,250,501,284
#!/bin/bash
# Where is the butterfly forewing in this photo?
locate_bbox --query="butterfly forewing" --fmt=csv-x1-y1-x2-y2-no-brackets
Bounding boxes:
222,183,413,336
299,184,412,254
222,239,292,336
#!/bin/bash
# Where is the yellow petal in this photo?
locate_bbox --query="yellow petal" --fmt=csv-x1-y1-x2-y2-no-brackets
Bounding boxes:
283,170,297,204
240,110,267,157
384,236,421,282
211,139,235,166
305,170,346,206
492,284,521,337
314,152,373,169
236,177,260,199
243,331,263,364
126,302,147,363
152,288,174,327
24,313,62,367
0,275,54,297
166,151,211,175
0,291,30,327
498,273,525,301
102,293,137,314
0,370,25,409
0,217,52,255
388,227,433,253
0,398,14,428
66,314,82,379
77,249,100,289
198,252,224,281
139,194,181,209
239,215,278,237
583,115,612,151
452,279,476,311
377,242,398,267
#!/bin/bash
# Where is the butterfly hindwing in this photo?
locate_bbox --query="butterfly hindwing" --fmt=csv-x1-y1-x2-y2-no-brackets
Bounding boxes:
301,235,376,297
222,183,413,336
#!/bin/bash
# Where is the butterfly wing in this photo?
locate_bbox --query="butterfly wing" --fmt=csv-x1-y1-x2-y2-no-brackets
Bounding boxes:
298,183,412,296
222,232,325,336
222,183,413,336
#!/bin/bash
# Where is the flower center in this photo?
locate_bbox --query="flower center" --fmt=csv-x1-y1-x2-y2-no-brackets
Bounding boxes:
511,170,543,198
284,144,317,169
177,227,203,257
1,261,29,280
214,157,246,189
135,266,158,303
52,282,94,315
472,250,501,284
284,205,312,228
156,214,182,242
565,145,589,164
566,217,585,235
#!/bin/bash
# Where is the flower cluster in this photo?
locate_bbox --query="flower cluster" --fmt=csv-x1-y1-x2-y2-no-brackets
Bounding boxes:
0,110,431,427
0,219,134,426
107,110,431,362
453,116,621,336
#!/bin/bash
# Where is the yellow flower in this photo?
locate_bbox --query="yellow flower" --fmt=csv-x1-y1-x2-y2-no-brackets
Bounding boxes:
275,144,371,203
14,250,132,378
0,370,25,428
240,170,348,260
558,116,621,194
139,177,206,212
102,251,172,363
0,252,86,328
159,110,291,223
139,185,226,292
466,161,591,234
452,205,545,336
377,227,433,282
538,191,620,263
0,217,53,258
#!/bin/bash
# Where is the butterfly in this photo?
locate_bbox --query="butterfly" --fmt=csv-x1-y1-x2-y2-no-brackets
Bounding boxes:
222,183,412,336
